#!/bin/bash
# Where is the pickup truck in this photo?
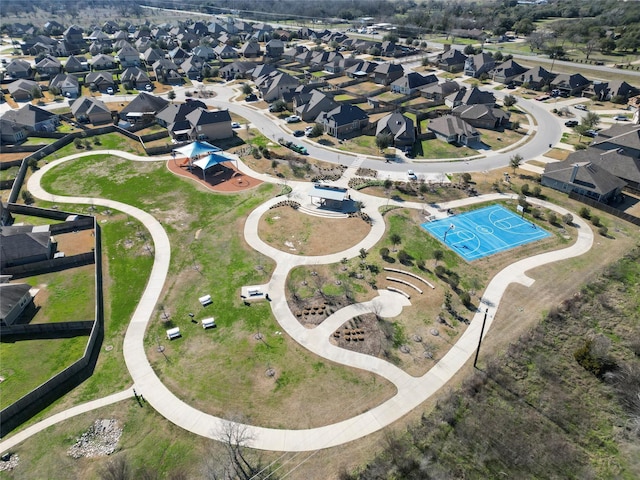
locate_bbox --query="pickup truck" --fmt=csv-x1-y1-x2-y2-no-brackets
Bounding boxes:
278,138,307,155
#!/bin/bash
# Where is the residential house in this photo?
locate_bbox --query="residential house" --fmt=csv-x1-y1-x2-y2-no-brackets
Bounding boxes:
0,119,28,144
120,92,169,123
0,283,34,327
256,71,300,102
379,41,403,57
220,61,257,80
371,63,404,85
419,80,462,103
309,51,343,70
34,55,62,77
181,56,205,80
590,124,640,161
63,25,86,54
64,55,89,73
250,29,272,43
451,104,511,129
315,104,369,139
582,80,638,102
153,60,182,85
7,79,41,101
156,100,207,140
445,86,495,108
70,96,112,124
376,112,415,148
21,35,57,56
213,44,238,60
514,65,555,90
91,54,117,71
294,89,338,122
541,161,626,203
185,108,233,141
193,45,216,60
283,45,307,61
464,53,496,78
391,72,438,95
345,60,378,79
85,71,115,93
250,64,278,81
324,57,359,74
5,59,33,79
89,40,113,56
265,39,285,58
116,43,141,67
88,28,110,41
294,49,314,65
121,67,151,90
168,47,190,66
0,228,55,269
491,59,527,85
1,104,59,132
143,48,165,65
44,20,65,35
240,41,261,58
550,73,591,97
564,144,640,192
135,37,153,53
207,21,228,36
428,115,480,145
437,48,467,72
49,74,80,98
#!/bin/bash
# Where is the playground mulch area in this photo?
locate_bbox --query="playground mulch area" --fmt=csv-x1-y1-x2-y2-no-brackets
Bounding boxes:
165,158,262,193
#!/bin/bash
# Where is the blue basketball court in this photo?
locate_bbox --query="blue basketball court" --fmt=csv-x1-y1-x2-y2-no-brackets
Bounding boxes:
421,204,551,261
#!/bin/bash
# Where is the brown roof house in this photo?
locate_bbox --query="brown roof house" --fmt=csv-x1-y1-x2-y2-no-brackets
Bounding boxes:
71,96,112,125
464,53,495,78
428,115,480,145
315,104,369,139
451,104,511,129
85,71,115,93
541,161,626,203
7,79,41,102
514,65,555,90
419,80,462,103
437,48,467,72
376,112,415,148
371,63,404,85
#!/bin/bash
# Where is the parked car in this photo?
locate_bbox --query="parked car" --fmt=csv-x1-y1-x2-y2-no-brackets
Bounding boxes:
535,95,550,101
613,115,628,121
245,93,257,102
231,122,241,128
291,144,307,155
285,115,301,123
145,83,153,91
575,104,588,111
407,169,417,181
585,129,598,137
106,86,114,95
293,130,304,137
564,120,579,127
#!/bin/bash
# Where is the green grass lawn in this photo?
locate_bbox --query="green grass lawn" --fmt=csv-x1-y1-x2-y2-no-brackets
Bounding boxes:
334,93,357,102
414,138,478,159
23,137,58,146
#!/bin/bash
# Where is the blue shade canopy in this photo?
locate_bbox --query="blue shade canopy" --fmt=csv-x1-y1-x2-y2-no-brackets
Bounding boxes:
192,152,235,171
173,141,221,159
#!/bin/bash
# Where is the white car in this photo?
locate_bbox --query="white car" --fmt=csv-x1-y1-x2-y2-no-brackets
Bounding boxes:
106,86,114,95
231,122,241,128
407,169,417,181
575,104,588,111
613,115,628,121
285,115,301,123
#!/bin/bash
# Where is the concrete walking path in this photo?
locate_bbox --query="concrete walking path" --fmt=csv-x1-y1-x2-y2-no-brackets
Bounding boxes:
3,151,593,453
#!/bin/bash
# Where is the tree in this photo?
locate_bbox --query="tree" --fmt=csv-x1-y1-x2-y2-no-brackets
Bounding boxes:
461,172,472,184
460,291,472,308
520,183,530,195
562,213,574,225
463,44,476,55
510,120,521,131
375,133,393,152
379,247,390,259
310,123,324,137
582,111,601,130
532,185,541,197
547,211,558,225
433,249,444,266
31,86,42,99
167,90,176,101
241,83,252,95
579,206,591,219
397,250,411,265
390,233,401,252
21,190,34,205
271,99,287,112
493,51,503,62
581,39,599,60
359,248,368,260
503,94,517,107
510,154,523,175
599,38,616,55
99,456,131,480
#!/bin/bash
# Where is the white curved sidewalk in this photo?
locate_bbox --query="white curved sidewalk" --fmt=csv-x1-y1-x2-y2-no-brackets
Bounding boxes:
3,152,593,453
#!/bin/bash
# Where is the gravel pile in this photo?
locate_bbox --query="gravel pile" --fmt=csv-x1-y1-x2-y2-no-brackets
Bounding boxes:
67,419,122,459
0,453,19,472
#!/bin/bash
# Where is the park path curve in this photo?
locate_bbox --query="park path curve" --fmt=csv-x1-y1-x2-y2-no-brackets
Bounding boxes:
1,151,593,453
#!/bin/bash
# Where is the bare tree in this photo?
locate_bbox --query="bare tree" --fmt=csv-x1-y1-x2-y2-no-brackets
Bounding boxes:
203,417,277,480
100,456,131,480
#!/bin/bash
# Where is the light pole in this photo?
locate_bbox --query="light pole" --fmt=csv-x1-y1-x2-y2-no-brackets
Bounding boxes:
473,308,489,369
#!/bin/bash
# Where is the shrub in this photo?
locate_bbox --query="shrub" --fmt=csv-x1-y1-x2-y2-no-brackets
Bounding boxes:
531,208,543,219
574,143,587,150
598,225,608,237
21,190,35,205
271,159,278,169
591,215,601,227
547,211,558,225
435,265,446,277
397,250,411,265
532,185,541,197
562,213,573,225
379,247,390,258
459,291,472,308
579,207,591,219
520,183,530,195
74,137,83,149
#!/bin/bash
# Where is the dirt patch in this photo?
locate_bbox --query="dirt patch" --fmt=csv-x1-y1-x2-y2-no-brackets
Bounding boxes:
258,206,371,256
165,158,262,193
55,229,95,256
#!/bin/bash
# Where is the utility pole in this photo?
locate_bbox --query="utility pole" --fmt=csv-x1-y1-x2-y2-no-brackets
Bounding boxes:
473,308,489,369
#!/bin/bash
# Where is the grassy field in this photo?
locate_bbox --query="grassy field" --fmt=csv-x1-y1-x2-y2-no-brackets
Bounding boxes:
414,137,479,159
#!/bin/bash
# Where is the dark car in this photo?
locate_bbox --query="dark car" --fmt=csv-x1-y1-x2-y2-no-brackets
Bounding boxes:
245,93,258,102
293,130,304,137
564,120,578,127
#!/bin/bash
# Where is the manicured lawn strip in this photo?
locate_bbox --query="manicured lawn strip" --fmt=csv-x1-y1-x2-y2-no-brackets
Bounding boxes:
414,138,478,158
